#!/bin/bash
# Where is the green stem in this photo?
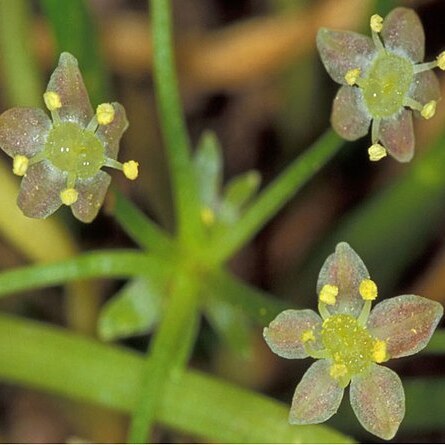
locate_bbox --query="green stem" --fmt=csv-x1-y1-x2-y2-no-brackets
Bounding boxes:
128,270,200,442
111,188,175,255
0,313,351,443
0,0,42,107
209,130,343,263
150,0,201,243
0,251,168,298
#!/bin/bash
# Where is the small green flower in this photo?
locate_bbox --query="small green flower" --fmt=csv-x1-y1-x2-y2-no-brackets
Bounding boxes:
317,8,445,162
0,52,139,223
264,242,443,440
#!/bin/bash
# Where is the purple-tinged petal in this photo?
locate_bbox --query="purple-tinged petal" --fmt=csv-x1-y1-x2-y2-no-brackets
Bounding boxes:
410,70,441,106
289,360,344,424
46,52,94,126
379,109,414,163
382,7,425,63
350,364,405,440
316,28,376,85
331,86,371,141
317,242,369,317
96,102,129,159
17,160,64,219
368,294,443,358
0,108,51,158
71,170,111,223
263,309,322,359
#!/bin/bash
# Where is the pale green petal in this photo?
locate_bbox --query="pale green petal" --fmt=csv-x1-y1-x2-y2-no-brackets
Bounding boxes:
317,242,369,317
331,86,371,141
350,364,405,440
317,28,376,85
289,360,344,424
46,52,94,126
379,110,414,163
17,160,64,219
263,309,322,359
0,108,51,158
71,170,111,223
382,7,425,63
368,294,443,358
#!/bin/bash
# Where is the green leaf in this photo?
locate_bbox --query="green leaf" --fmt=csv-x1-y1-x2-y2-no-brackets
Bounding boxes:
98,277,163,341
220,170,261,224
193,130,223,208
205,298,253,358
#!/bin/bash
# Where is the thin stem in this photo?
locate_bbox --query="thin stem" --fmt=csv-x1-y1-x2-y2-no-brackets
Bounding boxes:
128,270,200,442
150,0,201,243
209,130,343,263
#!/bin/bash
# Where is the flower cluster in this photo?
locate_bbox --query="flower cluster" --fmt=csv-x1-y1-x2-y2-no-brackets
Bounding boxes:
317,8,444,162
264,242,443,440
0,52,138,223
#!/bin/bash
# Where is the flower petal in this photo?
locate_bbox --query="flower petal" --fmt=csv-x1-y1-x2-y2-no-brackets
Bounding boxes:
46,52,94,126
316,28,376,85
289,360,344,424
368,294,443,358
382,7,425,63
96,102,129,159
71,170,111,223
410,70,441,105
331,86,371,141
263,309,322,359
350,364,405,440
0,108,51,158
17,160,64,219
379,109,414,163
317,242,369,317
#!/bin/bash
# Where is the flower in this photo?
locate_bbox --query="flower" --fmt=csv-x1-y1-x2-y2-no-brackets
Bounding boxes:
263,242,443,440
0,52,139,223
317,8,445,163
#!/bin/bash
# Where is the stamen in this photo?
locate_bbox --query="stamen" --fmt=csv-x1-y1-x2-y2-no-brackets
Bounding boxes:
344,68,361,86
413,61,438,74
86,115,99,133
421,100,437,120
319,284,338,306
96,103,115,125
301,329,315,343
123,160,139,180
12,155,29,176
370,14,383,33
43,91,62,111
437,51,445,70
404,97,423,112
60,188,79,206
318,301,331,321
201,207,216,226
372,339,388,363
371,118,381,144
368,143,387,162
359,279,378,301
357,300,372,327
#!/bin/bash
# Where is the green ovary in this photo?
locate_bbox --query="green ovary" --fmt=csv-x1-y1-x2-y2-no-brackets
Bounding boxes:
322,314,374,378
363,51,414,118
44,122,105,179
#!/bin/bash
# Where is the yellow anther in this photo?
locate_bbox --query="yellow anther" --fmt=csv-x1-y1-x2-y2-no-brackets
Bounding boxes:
370,14,383,33
368,143,387,162
372,340,388,363
60,188,79,206
330,363,348,379
359,278,378,301
201,207,215,226
96,103,115,125
344,68,361,86
43,91,62,111
437,51,445,70
12,155,29,176
123,160,139,180
421,100,437,120
319,284,338,306
301,329,315,343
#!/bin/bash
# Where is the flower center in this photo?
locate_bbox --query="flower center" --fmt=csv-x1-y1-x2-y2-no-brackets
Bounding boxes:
322,314,375,378
44,122,105,179
363,51,414,118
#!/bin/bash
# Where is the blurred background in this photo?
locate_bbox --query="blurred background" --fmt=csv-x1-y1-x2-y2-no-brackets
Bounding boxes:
0,0,444,442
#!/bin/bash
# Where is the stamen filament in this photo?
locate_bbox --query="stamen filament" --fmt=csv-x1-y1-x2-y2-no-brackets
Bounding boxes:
50,109,61,126
403,97,423,112
86,115,99,133
357,300,372,327
104,157,123,170
304,344,329,360
371,31,384,50
67,172,77,189
413,61,438,74
318,301,331,320
371,118,381,144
